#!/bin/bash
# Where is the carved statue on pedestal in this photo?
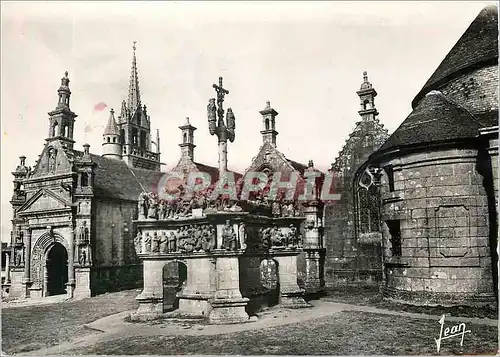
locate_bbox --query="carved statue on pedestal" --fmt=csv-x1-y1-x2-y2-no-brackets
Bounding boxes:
78,248,87,266
138,192,147,219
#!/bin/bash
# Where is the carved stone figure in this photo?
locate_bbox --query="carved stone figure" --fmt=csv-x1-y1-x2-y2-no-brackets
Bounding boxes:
78,248,87,266
272,201,281,217
48,148,57,173
144,232,151,253
260,227,271,250
138,192,148,219
183,225,195,253
168,231,177,253
288,225,298,247
270,226,284,247
159,231,168,253
158,201,166,220
238,223,247,249
194,225,203,251
134,231,142,255
151,232,160,253
221,220,237,250
165,201,174,219
148,201,158,219
207,98,217,135
14,247,23,266
229,201,243,212
176,227,186,252
304,220,316,230
15,230,24,246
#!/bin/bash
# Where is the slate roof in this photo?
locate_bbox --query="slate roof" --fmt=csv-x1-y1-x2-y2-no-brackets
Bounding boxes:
412,5,499,108
377,91,484,153
286,159,308,175
103,111,120,136
193,162,243,183
74,150,165,201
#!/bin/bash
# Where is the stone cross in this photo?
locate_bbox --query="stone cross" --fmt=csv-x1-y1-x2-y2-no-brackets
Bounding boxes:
208,76,236,175
213,76,229,123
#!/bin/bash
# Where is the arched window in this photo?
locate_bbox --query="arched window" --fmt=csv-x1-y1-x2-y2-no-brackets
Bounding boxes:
132,128,138,145
64,125,69,137
265,118,270,130
112,137,116,143
363,99,371,110
52,122,59,137
120,129,125,144
140,131,147,149
107,137,110,143
183,133,188,144
356,171,381,235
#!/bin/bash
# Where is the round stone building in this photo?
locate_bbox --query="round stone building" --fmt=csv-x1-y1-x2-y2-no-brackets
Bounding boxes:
355,5,498,306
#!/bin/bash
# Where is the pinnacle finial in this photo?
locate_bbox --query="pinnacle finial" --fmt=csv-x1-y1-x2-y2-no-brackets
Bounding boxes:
308,160,314,168
64,71,69,77
127,41,141,110
266,101,271,109
363,71,368,82
110,108,115,114
186,117,190,125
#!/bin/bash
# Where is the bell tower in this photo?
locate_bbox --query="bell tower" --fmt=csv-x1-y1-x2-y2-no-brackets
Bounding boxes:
356,71,379,122
259,101,279,147
179,117,196,161
117,42,161,171
46,71,77,149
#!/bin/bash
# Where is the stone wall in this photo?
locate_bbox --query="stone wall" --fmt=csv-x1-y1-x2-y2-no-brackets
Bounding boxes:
323,181,382,286
438,65,498,115
379,147,496,306
93,198,137,267
92,198,141,295
90,264,143,296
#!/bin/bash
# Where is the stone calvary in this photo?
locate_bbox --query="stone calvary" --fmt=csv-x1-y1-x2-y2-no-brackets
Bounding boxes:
130,77,321,324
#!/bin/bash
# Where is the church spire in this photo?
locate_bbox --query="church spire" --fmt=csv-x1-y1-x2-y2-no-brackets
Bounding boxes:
127,41,141,112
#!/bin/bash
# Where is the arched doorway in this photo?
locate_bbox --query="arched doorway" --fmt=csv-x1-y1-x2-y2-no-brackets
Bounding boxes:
260,258,280,307
46,243,68,296
162,261,187,312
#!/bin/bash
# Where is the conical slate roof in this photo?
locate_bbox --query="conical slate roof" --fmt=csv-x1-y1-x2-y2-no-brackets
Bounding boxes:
103,109,120,136
378,91,484,153
412,5,498,108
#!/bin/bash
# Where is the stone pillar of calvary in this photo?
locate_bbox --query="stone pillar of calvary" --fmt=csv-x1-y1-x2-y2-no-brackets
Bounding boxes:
207,76,236,175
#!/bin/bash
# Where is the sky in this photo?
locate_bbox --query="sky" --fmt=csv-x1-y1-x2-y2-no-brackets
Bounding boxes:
0,1,495,242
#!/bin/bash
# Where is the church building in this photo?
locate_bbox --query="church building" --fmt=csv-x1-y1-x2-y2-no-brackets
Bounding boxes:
355,5,498,306
8,45,165,299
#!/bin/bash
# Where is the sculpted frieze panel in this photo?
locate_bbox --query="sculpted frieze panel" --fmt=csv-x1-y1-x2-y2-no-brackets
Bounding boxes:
135,223,216,255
